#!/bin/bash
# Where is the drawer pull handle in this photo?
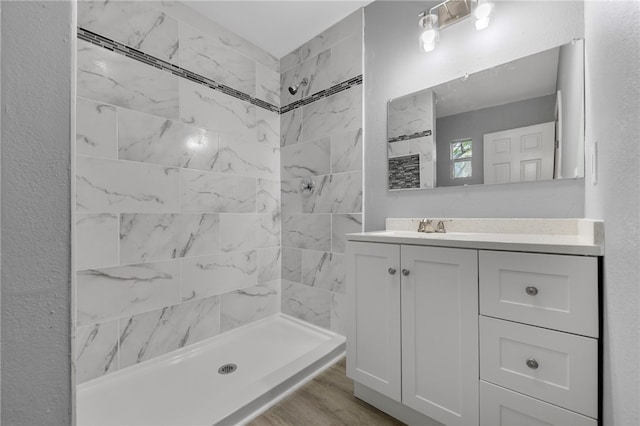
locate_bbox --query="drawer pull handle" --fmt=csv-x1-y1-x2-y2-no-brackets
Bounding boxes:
526,358,539,369
402,269,410,276
525,286,539,296
388,268,396,275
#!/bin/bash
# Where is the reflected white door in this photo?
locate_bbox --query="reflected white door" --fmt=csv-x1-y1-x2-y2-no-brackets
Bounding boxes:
483,122,555,184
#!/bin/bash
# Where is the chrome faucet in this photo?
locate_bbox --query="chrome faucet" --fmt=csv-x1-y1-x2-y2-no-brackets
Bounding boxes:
435,220,446,233
418,218,435,233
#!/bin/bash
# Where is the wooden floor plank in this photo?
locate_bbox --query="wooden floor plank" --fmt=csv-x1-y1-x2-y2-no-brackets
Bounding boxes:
248,358,406,426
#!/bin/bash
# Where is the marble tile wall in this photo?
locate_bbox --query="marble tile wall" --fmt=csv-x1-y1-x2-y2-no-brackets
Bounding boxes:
75,1,281,384
279,11,363,335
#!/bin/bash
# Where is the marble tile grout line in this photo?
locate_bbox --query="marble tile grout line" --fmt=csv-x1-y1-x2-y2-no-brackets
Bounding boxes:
77,27,362,116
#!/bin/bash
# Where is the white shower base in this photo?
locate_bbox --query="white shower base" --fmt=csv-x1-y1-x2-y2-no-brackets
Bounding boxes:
77,314,345,426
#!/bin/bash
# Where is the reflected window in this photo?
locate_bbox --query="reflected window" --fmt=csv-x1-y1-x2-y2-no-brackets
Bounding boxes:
451,139,472,179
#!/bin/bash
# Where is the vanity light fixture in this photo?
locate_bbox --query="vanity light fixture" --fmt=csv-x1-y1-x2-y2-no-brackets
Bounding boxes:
418,0,495,52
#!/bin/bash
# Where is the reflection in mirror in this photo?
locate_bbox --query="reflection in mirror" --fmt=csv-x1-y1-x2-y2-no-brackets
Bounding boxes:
387,39,584,191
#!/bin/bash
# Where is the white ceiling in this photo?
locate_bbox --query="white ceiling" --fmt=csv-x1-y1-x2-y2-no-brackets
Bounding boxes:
183,1,373,59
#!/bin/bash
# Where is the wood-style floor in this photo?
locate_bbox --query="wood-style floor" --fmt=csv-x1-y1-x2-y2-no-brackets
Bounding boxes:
248,358,406,426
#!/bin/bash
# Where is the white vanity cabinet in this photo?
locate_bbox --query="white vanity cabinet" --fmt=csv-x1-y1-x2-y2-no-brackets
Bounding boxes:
346,241,479,426
347,230,601,426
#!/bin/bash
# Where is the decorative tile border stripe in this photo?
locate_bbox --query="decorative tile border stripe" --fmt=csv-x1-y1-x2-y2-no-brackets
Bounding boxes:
280,75,363,114
388,129,432,144
77,27,280,114
388,154,420,190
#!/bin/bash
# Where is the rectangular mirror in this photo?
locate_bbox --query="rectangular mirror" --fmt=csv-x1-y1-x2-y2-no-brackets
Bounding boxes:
387,39,584,190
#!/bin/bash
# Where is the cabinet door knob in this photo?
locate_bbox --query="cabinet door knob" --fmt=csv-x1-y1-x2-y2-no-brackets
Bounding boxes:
388,268,396,275
402,269,410,276
526,358,539,369
525,286,539,296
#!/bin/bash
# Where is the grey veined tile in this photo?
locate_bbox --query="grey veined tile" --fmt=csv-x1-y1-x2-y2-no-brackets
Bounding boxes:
179,23,256,97
217,25,279,72
329,34,362,86
76,97,117,159
76,156,180,213
331,128,363,174
76,213,119,271
302,85,362,141
302,172,363,214
282,214,331,251
387,89,434,140
280,108,303,147
181,251,257,302
280,9,362,72
331,292,347,336
220,213,280,253
181,169,256,213
257,179,280,215
76,261,181,326
302,251,345,294
77,40,179,120
281,280,330,329
179,80,256,141
281,138,330,179
219,136,279,180
118,295,220,368
119,213,220,264
78,0,179,64
257,109,280,147
280,49,331,106
281,248,302,283
256,63,280,107
220,281,280,333
258,247,281,283
332,214,363,254
118,109,219,172
75,320,119,383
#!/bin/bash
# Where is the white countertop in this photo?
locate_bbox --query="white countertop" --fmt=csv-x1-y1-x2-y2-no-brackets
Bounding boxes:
347,229,603,256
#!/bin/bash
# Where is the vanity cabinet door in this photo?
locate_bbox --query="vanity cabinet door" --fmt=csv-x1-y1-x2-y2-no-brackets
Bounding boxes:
401,245,479,426
346,241,401,402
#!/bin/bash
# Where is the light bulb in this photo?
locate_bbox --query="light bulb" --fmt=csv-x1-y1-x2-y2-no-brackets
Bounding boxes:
475,16,490,30
418,13,439,52
475,2,493,20
474,0,494,30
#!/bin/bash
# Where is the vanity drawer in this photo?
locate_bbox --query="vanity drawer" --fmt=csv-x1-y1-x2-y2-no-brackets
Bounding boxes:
479,251,598,337
480,381,597,426
480,316,598,418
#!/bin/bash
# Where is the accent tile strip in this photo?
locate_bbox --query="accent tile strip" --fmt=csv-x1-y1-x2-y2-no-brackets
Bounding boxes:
280,75,363,114
78,27,280,114
388,154,420,190
388,129,432,144
77,27,363,115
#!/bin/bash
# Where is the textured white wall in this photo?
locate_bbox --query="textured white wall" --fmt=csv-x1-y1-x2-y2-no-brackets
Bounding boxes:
1,1,74,424
584,2,640,424
364,1,585,231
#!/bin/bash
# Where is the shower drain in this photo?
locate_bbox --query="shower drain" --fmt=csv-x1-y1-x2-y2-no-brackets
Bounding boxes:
218,363,237,374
